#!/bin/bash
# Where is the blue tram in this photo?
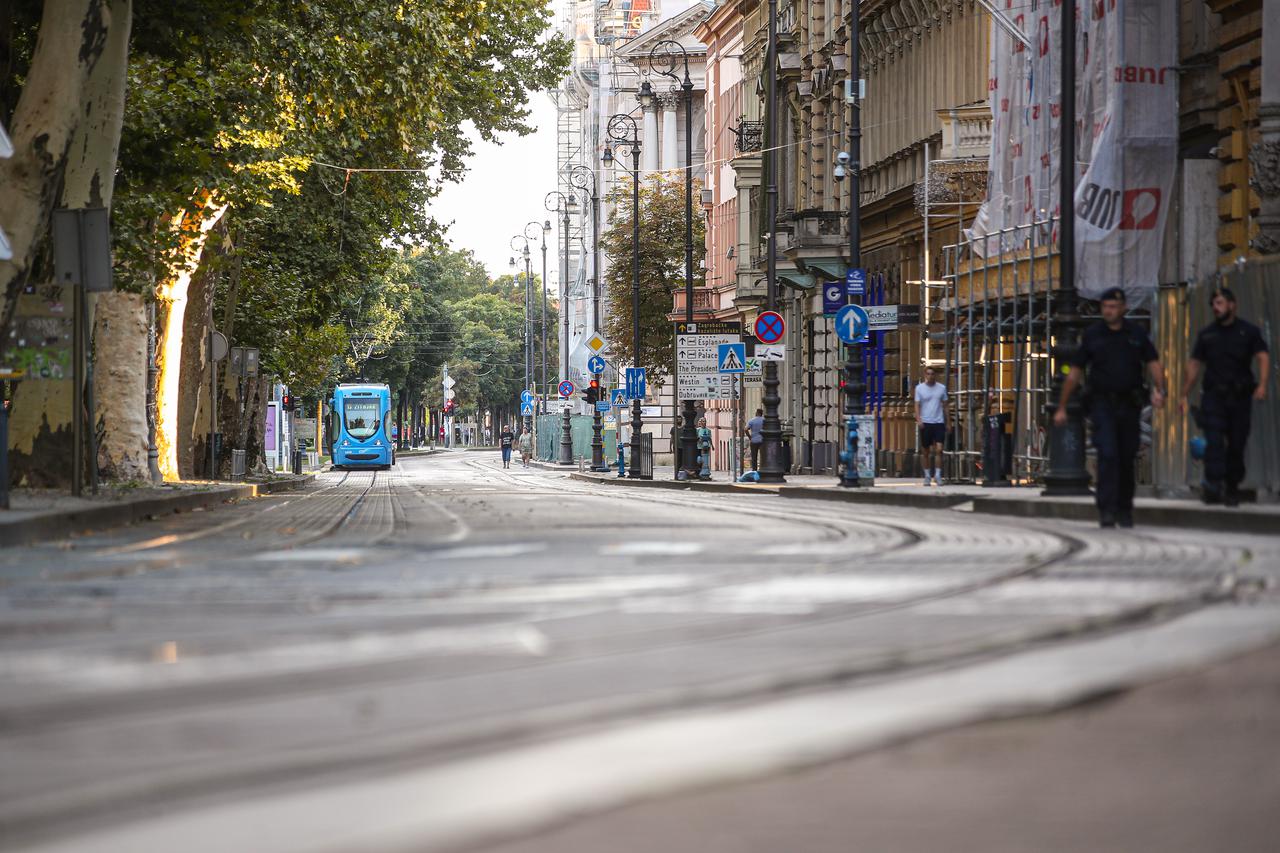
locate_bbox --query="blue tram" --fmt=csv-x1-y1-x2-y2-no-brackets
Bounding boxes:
328,383,395,469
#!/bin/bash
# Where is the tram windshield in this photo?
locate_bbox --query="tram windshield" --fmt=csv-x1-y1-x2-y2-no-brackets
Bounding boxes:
343,398,381,439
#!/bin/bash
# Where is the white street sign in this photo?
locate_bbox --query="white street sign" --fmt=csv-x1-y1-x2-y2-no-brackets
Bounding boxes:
757,344,786,361
743,357,763,387
865,304,899,332
444,388,456,401
675,321,743,400
443,375,457,390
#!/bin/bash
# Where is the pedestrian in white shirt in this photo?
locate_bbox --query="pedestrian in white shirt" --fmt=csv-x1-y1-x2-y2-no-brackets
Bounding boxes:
914,366,948,486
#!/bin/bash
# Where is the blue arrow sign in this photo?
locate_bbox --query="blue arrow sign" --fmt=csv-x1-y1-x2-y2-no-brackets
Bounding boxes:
822,282,845,316
520,390,535,404
835,304,870,344
625,367,646,400
846,267,866,296
611,388,627,408
587,355,606,374
717,342,747,374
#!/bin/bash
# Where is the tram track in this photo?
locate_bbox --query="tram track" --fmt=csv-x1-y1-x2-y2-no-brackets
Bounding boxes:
0,455,1256,846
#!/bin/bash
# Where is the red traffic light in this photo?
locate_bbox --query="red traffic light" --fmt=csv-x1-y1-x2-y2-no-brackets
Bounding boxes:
589,379,600,390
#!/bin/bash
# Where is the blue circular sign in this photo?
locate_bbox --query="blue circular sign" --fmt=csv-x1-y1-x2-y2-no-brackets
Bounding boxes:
520,390,535,404
558,380,575,398
754,311,786,344
587,355,606,374
835,304,869,344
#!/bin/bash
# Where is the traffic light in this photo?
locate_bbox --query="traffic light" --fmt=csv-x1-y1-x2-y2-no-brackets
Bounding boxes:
583,378,600,405
281,393,294,408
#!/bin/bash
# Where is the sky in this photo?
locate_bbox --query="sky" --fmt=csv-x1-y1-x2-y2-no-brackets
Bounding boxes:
429,99,562,283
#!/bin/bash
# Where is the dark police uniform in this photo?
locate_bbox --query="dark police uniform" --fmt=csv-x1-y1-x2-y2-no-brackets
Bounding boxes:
1071,319,1158,521
1191,317,1268,495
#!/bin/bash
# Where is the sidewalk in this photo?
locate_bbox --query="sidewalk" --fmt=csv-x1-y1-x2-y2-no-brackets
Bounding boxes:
567,465,1280,535
0,474,314,548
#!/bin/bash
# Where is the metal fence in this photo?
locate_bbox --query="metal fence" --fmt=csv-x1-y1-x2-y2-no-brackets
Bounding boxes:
534,414,618,463
1154,257,1279,500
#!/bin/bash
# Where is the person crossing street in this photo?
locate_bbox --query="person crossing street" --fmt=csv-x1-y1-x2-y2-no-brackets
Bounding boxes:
499,425,514,469
1055,288,1167,528
1181,287,1270,506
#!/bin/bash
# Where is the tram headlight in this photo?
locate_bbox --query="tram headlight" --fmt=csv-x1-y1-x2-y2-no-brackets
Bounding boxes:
342,440,350,447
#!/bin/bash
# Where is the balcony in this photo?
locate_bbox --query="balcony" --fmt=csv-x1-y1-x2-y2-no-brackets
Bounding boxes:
731,117,764,153
670,286,718,317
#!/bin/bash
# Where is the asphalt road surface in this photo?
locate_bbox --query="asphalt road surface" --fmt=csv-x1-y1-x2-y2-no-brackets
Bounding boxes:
2,451,1277,852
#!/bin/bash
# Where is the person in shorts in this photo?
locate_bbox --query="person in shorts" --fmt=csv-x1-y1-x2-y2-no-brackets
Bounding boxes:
517,428,533,467
914,366,948,486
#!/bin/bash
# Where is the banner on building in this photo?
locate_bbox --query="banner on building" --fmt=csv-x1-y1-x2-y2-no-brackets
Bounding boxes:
969,0,1177,306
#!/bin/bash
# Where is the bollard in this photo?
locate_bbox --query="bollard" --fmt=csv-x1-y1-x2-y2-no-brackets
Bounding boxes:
617,442,626,478
292,448,303,475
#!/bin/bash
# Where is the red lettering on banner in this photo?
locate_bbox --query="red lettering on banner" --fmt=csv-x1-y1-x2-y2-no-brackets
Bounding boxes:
989,77,999,92
1038,16,1050,57
1050,102,1061,119
1115,65,1168,85
1041,153,1051,168
1013,14,1025,53
1032,104,1041,120
1092,0,1116,19
1001,97,1010,113
1024,176,1033,213
1012,143,1023,157
1119,188,1161,230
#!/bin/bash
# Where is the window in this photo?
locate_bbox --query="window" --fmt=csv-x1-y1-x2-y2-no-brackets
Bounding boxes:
344,399,380,440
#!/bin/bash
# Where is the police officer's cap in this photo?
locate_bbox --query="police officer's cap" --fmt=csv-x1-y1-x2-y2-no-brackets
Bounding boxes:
1099,287,1126,303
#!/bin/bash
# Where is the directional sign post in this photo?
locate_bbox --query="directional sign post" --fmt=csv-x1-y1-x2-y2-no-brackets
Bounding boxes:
717,342,746,374
587,355,606,375
558,379,575,399
753,311,786,345
625,367,646,400
846,267,866,296
835,303,870,344
674,321,741,401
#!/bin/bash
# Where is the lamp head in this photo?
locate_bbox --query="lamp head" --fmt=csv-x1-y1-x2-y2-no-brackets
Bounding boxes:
602,146,614,166
543,219,552,231
639,80,655,109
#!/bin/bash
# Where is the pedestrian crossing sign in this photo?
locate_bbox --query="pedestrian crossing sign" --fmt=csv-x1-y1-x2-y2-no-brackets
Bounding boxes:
717,342,746,374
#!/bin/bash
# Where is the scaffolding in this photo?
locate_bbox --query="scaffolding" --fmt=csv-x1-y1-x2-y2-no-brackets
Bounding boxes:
939,219,1059,485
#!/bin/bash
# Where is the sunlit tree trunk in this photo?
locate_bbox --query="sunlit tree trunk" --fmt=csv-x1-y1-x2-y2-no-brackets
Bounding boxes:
153,193,229,481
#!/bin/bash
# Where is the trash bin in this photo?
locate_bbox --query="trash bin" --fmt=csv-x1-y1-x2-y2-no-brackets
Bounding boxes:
982,412,1012,486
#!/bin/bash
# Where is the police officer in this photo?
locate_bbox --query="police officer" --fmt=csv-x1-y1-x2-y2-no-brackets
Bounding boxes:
1054,287,1167,528
1180,287,1271,506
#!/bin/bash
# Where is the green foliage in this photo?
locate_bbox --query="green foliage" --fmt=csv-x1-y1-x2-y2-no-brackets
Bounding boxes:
602,175,705,379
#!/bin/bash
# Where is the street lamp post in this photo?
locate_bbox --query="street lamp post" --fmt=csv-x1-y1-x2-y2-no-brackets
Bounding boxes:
511,235,535,435
523,221,547,416
1042,0,1090,495
838,0,867,488
759,0,786,483
647,39,700,481
604,113,643,478
545,190,578,465
570,164,607,472
540,220,550,408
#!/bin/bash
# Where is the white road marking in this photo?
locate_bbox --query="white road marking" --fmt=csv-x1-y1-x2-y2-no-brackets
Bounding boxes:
21,605,1279,853
601,542,705,556
0,624,551,690
252,548,367,563
428,543,547,560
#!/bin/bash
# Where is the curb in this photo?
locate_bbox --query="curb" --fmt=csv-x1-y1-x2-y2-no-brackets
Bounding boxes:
0,485,253,549
0,474,316,549
569,472,771,495
970,495,1280,536
777,485,971,510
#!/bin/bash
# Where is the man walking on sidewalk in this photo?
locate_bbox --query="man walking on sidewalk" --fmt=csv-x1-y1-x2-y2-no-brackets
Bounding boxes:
745,408,764,472
1181,287,1270,506
499,425,514,469
1055,287,1167,528
915,367,948,486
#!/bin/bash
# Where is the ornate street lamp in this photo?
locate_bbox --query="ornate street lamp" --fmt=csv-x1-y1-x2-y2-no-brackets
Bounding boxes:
569,164,607,472
545,190,578,465
510,235,535,435
759,0,786,483
523,220,548,413
648,38,700,481
604,113,644,478
838,1,865,488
